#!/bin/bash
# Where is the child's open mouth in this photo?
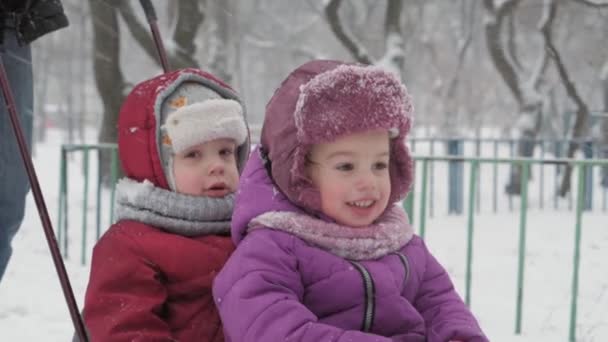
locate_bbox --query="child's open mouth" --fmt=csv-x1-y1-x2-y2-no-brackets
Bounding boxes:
346,200,375,208
204,182,230,197
346,200,377,216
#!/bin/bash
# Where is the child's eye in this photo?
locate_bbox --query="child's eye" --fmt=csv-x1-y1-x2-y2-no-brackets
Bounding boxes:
185,151,201,159
336,163,354,171
220,148,235,157
373,162,388,170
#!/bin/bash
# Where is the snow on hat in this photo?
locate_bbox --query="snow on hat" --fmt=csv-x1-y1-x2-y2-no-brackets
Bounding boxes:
261,60,414,215
159,81,247,190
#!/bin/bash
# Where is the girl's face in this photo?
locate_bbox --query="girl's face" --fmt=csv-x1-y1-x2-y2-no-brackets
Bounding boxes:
307,130,391,227
173,138,239,197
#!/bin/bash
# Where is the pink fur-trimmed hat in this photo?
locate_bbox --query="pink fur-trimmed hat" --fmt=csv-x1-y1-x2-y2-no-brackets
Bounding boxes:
261,60,414,214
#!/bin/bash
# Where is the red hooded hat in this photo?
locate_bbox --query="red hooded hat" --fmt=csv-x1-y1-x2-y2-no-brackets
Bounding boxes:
118,68,250,190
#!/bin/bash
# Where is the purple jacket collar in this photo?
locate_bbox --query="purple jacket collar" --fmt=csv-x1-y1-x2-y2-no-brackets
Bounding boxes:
231,147,306,245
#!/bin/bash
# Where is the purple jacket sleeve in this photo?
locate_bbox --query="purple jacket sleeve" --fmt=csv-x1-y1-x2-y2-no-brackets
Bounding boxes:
413,240,488,342
213,229,393,342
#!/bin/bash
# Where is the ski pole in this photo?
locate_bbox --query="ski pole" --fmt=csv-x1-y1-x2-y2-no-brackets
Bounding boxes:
139,0,170,72
0,54,88,342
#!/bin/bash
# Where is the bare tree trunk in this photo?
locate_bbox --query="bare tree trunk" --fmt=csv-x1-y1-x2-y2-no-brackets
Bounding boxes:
324,0,373,64
89,0,125,185
117,0,203,70
208,0,234,83
324,0,407,76
376,0,405,75
442,0,475,135
484,0,550,195
483,0,523,103
539,2,591,196
172,0,204,68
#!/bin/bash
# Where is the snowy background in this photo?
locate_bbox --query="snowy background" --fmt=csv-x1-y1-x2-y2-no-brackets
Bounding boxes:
0,128,606,341
1,1,608,340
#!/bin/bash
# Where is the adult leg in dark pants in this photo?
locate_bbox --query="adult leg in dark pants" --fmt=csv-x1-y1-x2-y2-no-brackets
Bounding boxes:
0,28,33,284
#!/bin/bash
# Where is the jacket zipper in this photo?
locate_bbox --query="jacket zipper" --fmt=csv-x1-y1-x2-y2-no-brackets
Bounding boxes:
393,252,410,286
350,261,375,332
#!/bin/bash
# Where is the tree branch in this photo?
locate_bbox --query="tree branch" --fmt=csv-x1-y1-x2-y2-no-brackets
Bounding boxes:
445,0,475,99
507,10,523,72
324,0,373,64
568,0,608,8
171,0,203,69
483,0,523,104
376,0,405,73
384,0,403,36
539,0,591,195
116,1,160,67
117,0,201,70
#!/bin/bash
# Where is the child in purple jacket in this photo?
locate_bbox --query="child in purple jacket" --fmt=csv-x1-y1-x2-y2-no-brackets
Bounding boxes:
212,60,488,342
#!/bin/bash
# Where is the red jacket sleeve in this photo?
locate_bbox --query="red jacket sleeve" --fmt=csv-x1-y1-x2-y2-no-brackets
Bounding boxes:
83,225,177,342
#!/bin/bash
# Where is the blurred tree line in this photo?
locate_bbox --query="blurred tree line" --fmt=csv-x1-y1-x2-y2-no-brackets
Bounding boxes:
31,0,608,193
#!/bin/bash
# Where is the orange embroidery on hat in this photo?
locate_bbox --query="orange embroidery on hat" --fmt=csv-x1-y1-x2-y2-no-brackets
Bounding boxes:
162,134,172,146
169,96,187,108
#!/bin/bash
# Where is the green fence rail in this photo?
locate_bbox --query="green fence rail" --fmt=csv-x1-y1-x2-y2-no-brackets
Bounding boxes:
403,155,608,342
57,143,118,265
58,143,608,341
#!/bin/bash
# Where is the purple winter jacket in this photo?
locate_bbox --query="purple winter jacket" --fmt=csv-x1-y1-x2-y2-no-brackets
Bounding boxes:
212,149,488,342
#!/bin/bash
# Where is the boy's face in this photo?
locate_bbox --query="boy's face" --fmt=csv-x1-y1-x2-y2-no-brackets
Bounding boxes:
306,130,391,228
172,138,239,197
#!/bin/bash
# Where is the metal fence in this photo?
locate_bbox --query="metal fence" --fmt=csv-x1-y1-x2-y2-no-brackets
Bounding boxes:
57,143,118,265
57,141,608,341
407,137,608,214
403,155,608,342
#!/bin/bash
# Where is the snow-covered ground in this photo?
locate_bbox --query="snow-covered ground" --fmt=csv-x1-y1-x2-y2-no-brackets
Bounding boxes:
1,129,607,341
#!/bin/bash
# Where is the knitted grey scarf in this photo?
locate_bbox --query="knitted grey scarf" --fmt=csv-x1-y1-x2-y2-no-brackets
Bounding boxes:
114,178,232,237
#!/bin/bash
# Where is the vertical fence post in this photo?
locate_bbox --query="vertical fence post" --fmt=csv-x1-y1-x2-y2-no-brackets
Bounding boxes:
81,148,89,265
63,148,70,258
95,147,103,241
448,139,463,214
540,142,545,210
419,160,429,240
429,139,435,218
515,161,530,334
509,139,514,211
583,141,593,211
601,142,608,211
601,142,607,212
493,140,498,213
110,147,118,224
568,139,573,211
554,140,561,210
57,146,67,256
569,163,585,342
475,138,481,213
465,160,478,307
